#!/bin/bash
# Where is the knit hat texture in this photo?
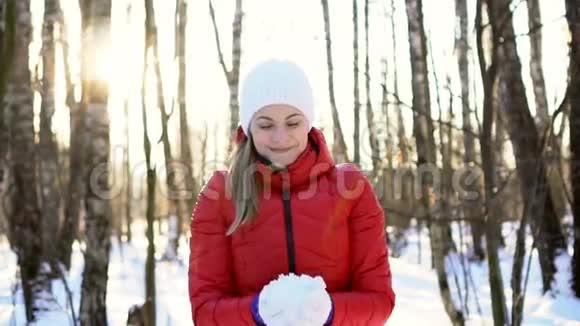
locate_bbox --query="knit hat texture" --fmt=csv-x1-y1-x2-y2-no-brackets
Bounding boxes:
239,59,315,135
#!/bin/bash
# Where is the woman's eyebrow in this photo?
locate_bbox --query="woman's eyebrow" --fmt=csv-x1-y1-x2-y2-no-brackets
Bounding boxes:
256,116,273,121
255,113,303,121
285,113,303,120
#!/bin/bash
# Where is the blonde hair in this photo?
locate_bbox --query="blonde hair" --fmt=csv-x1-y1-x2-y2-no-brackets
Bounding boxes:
226,135,261,235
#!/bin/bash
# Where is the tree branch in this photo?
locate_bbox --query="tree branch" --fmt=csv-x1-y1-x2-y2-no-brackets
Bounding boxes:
385,90,482,139
208,0,230,82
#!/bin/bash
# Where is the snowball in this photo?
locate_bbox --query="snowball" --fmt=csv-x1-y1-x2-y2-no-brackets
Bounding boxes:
259,273,332,326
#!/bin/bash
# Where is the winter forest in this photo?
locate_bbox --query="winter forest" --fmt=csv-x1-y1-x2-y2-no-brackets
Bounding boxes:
1,0,580,325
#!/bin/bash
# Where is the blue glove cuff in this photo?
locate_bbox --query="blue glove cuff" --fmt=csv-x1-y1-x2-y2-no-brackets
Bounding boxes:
325,295,334,325
251,294,266,326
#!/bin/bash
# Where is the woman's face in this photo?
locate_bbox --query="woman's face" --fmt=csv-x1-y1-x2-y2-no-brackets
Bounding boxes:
249,104,309,167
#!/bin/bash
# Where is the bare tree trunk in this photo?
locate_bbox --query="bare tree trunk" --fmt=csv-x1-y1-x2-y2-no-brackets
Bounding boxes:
455,0,485,260
364,0,380,175
141,29,157,324
353,0,360,166
0,123,8,246
79,0,112,324
0,0,4,56
381,60,393,171
208,0,243,157
0,0,8,104
124,98,132,243
175,0,193,194
481,1,540,320
394,85,408,168
59,104,84,268
0,0,12,247
112,189,123,245
58,0,85,270
380,24,392,212
6,0,44,321
321,0,349,163
405,0,438,231
528,0,568,223
176,0,197,239
484,8,507,248
512,203,530,325
567,0,580,298
404,0,437,169
39,0,61,265
475,2,508,324
390,0,413,213
390,0,409,166
437,84,451,230
405,0,464,324
493,102,507,247
446,81,454,228
122,3,133,244
427,35,455,254
144,0,182,261
230,0,242,141
527,0,549,128
489,0,565,292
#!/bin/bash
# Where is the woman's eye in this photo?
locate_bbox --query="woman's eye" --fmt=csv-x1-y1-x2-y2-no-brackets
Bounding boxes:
259,125,272,130
287,121,300,128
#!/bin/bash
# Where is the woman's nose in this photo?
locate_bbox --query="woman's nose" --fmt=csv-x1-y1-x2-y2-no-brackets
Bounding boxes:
271,128,288,143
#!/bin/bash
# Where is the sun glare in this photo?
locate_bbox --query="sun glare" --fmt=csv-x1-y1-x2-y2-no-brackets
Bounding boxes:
92,44,115,84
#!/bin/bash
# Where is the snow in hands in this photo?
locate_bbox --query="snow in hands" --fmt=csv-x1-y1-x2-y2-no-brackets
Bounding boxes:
258,273,332,326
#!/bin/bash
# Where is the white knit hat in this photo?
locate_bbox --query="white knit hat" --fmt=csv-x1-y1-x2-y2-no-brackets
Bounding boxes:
239,59,315,135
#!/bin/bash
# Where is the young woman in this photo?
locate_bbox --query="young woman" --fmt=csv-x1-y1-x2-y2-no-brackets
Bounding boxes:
188,59,395,325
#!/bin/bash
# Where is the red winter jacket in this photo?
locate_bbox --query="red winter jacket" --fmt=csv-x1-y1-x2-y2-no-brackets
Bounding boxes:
188,127,395,325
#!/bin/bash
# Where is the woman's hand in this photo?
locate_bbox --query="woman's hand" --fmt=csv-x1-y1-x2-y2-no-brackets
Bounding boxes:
252,273,333,326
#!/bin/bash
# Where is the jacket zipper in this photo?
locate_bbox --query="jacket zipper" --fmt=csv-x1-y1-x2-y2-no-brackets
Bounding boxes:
282,187,296,274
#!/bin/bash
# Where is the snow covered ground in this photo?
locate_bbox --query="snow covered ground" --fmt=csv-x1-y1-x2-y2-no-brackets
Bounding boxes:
1,220,580,325
388,221,580,325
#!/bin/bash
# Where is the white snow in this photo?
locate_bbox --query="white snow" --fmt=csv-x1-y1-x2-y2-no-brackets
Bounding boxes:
258,273,332,326
1,219,580,325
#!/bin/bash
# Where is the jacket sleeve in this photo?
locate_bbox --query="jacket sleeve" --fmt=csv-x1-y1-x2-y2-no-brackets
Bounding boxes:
188,171,256,325
329,165,396,325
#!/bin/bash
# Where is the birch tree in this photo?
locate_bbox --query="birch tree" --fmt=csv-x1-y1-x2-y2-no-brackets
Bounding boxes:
0,0,11,242
475,2,508,323
527,0,549,128
6,0,44,320
566,0,580,298
39,0,61,263
321,0,349,163
78,0,113,323
123,3,132,243
489,0,566,293
455,0,485,260
527,0,567,222
123,98,132,243
365,0,380,175
405,0,464,323
143,0,182,259
209,0,243,156
390,0,409,167
176,0,197,228
141,8,157,319
59,0,86,270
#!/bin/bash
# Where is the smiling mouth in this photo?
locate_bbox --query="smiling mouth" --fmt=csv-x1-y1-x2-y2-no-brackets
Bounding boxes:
269,147,293,153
